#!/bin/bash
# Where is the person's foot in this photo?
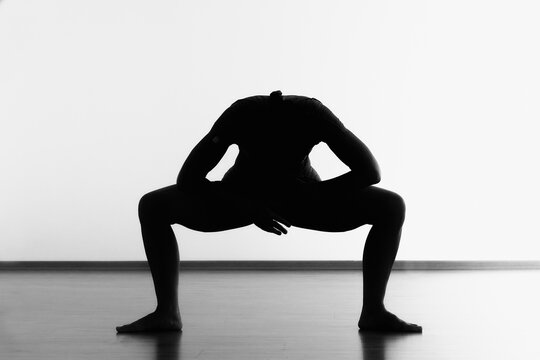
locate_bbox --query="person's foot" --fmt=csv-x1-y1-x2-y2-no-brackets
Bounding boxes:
358,309,422,333
116,311,183,333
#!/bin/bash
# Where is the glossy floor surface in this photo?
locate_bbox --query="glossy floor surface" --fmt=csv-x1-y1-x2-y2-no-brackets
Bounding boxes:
1,270,539,359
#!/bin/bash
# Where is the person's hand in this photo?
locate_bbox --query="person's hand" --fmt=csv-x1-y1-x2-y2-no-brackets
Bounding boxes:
252,206,291,235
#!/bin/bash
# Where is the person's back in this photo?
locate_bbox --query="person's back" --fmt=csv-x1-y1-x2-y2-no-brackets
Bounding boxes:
215,91,345,190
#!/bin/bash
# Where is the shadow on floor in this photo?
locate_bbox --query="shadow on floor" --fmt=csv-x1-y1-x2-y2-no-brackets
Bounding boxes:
116,332,183,359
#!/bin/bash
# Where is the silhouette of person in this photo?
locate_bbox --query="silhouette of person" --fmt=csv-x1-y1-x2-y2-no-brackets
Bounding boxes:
116,90,422,333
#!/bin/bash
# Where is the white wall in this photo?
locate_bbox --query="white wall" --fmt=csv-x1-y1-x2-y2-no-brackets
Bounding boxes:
1,0,539,261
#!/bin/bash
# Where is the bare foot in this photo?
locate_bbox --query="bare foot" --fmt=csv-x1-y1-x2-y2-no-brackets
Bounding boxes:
358,309,422,333
116,311,183,333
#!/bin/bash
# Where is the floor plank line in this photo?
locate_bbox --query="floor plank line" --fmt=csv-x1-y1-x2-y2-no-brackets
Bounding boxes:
1,260,540,271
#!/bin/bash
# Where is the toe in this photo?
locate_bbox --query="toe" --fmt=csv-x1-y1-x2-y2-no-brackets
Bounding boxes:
116,324,139,333
403,322,422,333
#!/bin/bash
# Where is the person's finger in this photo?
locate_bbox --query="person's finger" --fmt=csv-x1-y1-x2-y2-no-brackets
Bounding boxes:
273,226,286,235
268,227,281,235
270,211,292,227
256,222,281,235
272,220,288,234
263,222,282,235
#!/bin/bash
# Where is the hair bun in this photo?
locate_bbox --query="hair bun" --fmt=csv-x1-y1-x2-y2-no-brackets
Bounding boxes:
270,90,283,102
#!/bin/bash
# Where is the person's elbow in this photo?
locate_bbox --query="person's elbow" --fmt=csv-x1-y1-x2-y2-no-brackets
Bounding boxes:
367,168,381,185
362,154,381,179
176,168,202,190
364,163,381,185
371,170,381,184
176,174,186,190
176,173,209,191
350,165,380,186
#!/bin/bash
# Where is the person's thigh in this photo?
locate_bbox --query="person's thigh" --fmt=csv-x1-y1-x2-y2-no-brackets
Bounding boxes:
140,182,253,232
268,174,404,232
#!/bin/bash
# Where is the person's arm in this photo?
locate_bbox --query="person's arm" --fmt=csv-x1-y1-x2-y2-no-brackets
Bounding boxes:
317,101,381,186
176,132,229,191
177,101,239,190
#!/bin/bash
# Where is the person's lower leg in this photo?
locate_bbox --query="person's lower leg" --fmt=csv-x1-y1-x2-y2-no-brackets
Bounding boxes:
141,222,180,314
359,222,422,332
361,225,402,312
116,217,182,332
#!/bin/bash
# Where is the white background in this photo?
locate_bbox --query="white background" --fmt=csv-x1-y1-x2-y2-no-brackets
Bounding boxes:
1,0,539,261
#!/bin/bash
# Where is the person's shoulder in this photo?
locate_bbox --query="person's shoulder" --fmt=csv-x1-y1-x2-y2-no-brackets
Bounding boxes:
283,94,318,103
221,95,265,117
218,96,260,118
280,95,322,114
233,94,267,105
304,96,346,131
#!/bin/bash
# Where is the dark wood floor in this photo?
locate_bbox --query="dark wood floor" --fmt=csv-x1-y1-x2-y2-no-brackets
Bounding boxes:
1,269,539,359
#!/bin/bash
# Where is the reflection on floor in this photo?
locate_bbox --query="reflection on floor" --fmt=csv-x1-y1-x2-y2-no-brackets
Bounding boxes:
1,270,539,359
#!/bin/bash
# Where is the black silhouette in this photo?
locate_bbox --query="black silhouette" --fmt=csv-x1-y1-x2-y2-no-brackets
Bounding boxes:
116,90,422,333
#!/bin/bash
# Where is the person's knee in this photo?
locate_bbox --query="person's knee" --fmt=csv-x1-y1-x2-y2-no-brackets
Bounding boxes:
388,192,406,225
376,191,406,226
138,191,163,223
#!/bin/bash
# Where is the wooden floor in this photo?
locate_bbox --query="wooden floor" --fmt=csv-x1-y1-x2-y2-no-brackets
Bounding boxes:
1,270,539,359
